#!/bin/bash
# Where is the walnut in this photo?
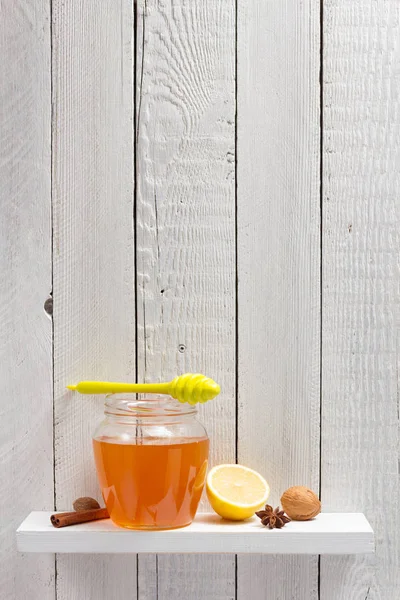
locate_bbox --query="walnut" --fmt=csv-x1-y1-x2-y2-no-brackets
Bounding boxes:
280,486,321,521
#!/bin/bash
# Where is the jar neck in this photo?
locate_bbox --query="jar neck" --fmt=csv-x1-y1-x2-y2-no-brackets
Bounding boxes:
103,394,197,424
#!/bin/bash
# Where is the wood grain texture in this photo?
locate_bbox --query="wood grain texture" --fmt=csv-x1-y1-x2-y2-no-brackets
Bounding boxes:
237,0,321,598
52,0,136,597
321,1,400,598
0,2,54,599
135,1,236,597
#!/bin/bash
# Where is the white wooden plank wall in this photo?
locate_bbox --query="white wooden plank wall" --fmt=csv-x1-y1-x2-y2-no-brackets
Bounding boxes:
52,1,136,599
0,2,54,600
321,1,400,599
237,0,321,598
135,1,236,598
2,1,400,599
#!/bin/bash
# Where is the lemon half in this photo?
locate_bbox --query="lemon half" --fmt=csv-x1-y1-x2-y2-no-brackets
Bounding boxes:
206,464,270,520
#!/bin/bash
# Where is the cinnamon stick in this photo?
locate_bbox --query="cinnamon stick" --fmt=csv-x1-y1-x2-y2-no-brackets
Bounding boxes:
50,508,109,528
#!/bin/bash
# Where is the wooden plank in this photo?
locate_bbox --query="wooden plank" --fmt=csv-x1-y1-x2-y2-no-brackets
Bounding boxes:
17,512,375,555
51,1,136,598
321,1,400,598
135,1,236,598
237,0,321,598
0,2,54,599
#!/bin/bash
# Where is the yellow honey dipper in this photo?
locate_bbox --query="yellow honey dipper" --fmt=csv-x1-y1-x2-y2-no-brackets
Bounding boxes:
67,373,220,405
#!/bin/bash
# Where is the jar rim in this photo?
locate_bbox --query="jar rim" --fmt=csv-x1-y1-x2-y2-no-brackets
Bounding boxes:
104,394,197,418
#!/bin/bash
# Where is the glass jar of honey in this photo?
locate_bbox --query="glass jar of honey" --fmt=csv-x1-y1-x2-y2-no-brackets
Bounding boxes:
92,394,209,530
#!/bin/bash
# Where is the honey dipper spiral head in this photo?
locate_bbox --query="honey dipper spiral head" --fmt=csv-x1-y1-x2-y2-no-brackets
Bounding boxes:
169,373,220,405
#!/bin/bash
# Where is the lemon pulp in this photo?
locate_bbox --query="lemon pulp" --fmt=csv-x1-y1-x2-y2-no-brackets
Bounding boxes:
206,464,270,521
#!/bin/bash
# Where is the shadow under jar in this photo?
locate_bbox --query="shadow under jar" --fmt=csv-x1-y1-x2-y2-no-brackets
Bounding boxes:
92,394,209,530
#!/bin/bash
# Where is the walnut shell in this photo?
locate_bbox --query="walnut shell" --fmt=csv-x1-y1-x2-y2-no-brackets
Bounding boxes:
280,486,321,521
73,497,101,512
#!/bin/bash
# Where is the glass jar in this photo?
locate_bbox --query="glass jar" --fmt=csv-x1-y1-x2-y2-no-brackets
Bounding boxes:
92,394,209,530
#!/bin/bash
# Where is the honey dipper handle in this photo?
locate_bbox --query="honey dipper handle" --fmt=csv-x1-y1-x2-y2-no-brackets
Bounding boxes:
67,381,171,395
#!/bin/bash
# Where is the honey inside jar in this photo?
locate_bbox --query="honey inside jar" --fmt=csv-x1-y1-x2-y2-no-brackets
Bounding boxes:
93,436,209,529
92,394,210,530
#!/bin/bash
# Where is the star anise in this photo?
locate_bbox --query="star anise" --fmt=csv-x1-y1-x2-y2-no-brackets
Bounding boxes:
255,505,291,529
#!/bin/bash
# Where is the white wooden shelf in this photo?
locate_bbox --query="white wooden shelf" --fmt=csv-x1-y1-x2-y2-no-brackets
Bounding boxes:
16,512,374,555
